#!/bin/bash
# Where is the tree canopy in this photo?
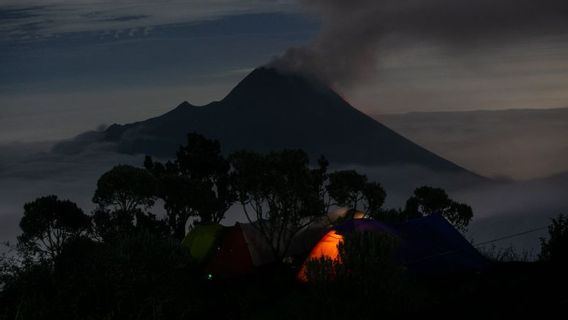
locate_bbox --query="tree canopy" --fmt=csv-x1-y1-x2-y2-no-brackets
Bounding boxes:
18,195,90,260
327,170,386,216
404,186,473,230
230,149,328,260
93,164,156,213
145,133,235,239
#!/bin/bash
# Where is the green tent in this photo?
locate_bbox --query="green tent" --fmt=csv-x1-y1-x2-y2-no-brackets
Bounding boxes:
181,224,225,264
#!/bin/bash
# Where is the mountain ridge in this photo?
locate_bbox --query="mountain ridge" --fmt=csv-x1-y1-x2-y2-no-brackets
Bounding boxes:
56,67,483,180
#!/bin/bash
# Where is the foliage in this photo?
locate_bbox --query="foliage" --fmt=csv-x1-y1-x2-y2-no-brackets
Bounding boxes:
362,182,387,215
0,261,55,319
337,232,402,285
479,244,534,263
145,133,235,239
302,232,419,318
175,132,235,224
405,186,473,230
1,233,203,320
17,195,90,261
327,170,367,209
0,138,491,319
0,245,19,289
91,208,169,242
304,232,402,286
326,170,386,215
93,165,157,213
91,208,134,240
540,214,568,265
91,164,168,239
230,149,328,260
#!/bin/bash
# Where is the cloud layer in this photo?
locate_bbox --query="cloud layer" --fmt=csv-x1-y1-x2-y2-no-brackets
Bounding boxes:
3,140,566,256
0,0,296,40
0,141,144,246
378,108,568,180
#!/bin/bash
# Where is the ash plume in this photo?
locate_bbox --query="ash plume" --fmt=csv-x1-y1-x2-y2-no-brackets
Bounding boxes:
271,0,568,86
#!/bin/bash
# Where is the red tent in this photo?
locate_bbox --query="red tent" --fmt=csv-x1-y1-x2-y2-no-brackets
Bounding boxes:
205,224,255,279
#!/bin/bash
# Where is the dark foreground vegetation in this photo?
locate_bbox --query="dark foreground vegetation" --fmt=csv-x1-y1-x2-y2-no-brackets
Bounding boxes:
1,133,567,319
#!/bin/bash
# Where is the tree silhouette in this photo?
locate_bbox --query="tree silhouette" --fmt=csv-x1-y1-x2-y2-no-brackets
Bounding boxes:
540,214,568,265
404,186,473,230
17,195,90,261
230,149,328,260
93,165,156,213
91,207,132,241
145,133,235,239
92,165,160,239
175,133,235,224
91,207,169,241
327,170,386,216
363,182,388,215
327,170,366,209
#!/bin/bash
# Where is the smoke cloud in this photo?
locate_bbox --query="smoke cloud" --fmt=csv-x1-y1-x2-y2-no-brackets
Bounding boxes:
272,0,568,86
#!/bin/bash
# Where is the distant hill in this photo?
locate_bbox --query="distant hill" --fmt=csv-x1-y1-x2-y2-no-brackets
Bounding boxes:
55,67,480,178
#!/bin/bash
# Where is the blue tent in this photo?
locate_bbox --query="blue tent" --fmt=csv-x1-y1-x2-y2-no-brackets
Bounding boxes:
300,214,488,278
394,214,489,275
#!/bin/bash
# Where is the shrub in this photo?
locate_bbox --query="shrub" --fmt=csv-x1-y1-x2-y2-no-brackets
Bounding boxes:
540,214,568,265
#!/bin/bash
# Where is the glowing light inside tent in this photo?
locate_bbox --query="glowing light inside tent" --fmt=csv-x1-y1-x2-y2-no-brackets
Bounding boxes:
297,230,343,282
310,230,343,260
352,211,365,219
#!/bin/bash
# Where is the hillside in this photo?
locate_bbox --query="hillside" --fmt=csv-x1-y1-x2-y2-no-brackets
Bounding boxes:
58,67,478,178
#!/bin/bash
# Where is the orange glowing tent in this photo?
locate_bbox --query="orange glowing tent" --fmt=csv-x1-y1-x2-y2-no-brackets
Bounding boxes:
297,218,397,281
297,229,343,281
298,215,490,282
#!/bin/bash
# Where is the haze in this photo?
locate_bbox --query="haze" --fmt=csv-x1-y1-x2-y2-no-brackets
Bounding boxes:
1,0,568,253
2,1,568,143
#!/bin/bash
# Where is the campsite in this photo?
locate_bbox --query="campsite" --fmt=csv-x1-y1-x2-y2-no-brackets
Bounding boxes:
3,2,568,318
1,134,567,319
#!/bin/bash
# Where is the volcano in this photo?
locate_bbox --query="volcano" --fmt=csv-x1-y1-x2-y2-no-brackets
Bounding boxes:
59,67,478,176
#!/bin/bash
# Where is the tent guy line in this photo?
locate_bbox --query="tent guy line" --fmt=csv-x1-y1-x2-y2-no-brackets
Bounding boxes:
408,226,549,266
473,226,549,247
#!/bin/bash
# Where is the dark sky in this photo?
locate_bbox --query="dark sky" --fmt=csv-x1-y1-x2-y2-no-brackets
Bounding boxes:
1,0,568,142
